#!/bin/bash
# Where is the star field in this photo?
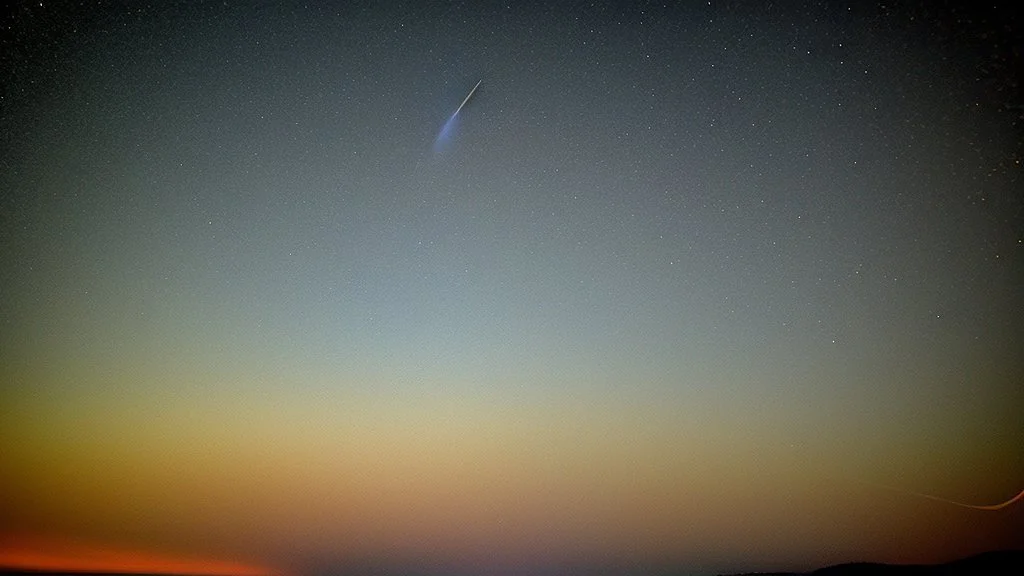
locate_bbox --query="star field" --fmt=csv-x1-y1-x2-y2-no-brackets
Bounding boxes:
1,2,1022,575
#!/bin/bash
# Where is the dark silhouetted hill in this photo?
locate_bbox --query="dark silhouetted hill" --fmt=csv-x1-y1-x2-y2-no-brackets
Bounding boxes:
720,550,1024,576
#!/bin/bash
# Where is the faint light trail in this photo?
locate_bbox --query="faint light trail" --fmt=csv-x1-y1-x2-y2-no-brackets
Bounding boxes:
864,482,1024,511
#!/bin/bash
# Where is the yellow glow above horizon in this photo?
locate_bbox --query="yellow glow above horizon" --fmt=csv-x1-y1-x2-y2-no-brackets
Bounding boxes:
4,375,1019,571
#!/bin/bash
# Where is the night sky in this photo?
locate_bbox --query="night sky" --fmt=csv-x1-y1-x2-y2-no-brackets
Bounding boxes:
2,1,1022,575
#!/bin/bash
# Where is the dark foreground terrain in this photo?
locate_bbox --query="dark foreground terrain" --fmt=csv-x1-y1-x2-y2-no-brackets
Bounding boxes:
723,550,1024,576
2,551,1022,576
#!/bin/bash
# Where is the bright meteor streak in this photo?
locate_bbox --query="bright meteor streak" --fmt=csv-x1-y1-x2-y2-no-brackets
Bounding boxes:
452,79,482,119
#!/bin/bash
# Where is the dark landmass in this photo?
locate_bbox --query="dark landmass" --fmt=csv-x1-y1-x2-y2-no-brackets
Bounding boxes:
3,552,1022,576
723,550,1024,576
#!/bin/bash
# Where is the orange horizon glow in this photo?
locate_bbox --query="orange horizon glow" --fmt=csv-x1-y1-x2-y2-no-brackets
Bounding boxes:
0,535,281,576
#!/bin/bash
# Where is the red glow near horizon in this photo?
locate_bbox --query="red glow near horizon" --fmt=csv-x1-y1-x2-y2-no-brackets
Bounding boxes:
0,535,280,575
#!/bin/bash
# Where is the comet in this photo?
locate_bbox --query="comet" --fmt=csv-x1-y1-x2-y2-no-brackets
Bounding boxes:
433,79,483,153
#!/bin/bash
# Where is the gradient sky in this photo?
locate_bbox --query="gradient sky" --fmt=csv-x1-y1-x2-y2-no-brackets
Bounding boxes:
2,1,1022,575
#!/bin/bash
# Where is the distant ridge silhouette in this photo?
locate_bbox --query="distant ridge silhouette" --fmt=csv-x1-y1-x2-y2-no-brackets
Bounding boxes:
3,552,1022,576
720,550,1024,576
